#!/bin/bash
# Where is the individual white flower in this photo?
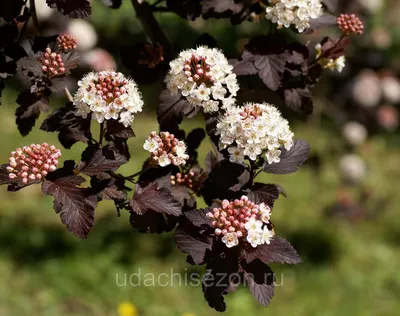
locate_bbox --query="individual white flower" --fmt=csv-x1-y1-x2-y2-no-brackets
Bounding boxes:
342,121,368,146
247,231,262,248
244,217,263,233
222,232,239,248
227,146,245,164
216,102,293,163
265,0,323,33
260,226,275,245
73,71,143,127
164,46,238,113
143,138,159,153
259,203,271,223
158,154,171,167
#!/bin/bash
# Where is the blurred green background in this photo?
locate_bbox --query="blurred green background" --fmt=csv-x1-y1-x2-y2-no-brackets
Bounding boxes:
1,0,400,315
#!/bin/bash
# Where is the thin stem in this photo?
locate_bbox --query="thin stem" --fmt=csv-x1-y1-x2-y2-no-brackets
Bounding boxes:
127,167,152,180
130,0,174,59
29,0,40,35
64,87,73,102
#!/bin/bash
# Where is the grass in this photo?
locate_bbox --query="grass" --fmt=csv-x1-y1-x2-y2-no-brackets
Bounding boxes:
1,85,400,316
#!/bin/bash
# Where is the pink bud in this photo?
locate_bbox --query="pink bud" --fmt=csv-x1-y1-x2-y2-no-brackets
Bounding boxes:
28,174,36,180
22,178,28,184
236,231,243,238
215,228,222,235
221,229,228,235
49,165,56,172
36,174,42,180
9,173,16,179
228,227,235,232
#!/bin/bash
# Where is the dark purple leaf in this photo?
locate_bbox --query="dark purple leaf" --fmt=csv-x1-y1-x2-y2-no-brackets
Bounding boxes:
130,211,179,234
40,103,92,149
263,140,310,174
202,247,239,312
42,171,97,239
246,236,302,265
130,183,182,216
46,0,92,18
106,120,135,139
174,228,212,265
247,183,284,206
158,89,198,130
16,90,50,136
0,0,24,22
184,209,212,227
283,88,313,115
201,160,250,205
78,145,128,176
242,259,275,307
254,54,286,91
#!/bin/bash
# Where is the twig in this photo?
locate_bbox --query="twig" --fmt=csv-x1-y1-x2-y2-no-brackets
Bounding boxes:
29,0,40,35
64,87,73,102
130,0,174,59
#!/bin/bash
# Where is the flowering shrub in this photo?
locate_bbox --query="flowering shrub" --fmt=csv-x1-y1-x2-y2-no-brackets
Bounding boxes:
0,0,364,312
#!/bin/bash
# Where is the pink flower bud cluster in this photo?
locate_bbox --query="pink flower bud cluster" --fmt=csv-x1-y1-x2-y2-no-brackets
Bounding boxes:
7,143,61,184
206,196,274,248
183,55,214,86
170,168,207,192
57,34,77,52
143,131,189,167
138,43,164,69
40,48,66,77
337,14,364,36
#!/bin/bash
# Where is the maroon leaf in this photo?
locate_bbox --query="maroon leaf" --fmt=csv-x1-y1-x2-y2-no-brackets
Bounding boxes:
242,259,275,307
106,120,135,139
42,174,97,238
247,183,284,206
130,183,182,216
283,88,313,115
78,146,128,176
46,0,92,18
158,89,198,129
201,160,250,206
263,139,310,174
253,54,286,91
16,90,50,136
184,209,212,227
246,236,302,265
174,229,212,265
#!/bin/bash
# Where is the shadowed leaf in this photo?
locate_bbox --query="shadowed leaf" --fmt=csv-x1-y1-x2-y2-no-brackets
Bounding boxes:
263,140,310,174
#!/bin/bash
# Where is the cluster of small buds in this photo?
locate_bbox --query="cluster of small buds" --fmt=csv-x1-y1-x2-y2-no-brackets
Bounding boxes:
73,71,143,127
265,0,324,33
143,131,189,167
315,44,346,73
57,34,77,52
170,168,207,192
206,196,275,248
337,14,364,36
165,46,238,113
7,143,61,184
216,102,294,164
39,48,66,77
138,43,164,68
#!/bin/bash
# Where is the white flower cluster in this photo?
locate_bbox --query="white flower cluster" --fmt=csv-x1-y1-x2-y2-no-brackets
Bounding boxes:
315,44,346,73
73,71,143,127
265,0,324,33
164,46,239,113
216,102,294,164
